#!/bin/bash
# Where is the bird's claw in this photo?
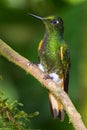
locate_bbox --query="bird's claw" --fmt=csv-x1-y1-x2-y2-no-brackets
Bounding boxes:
27,62,37,66
43,75,53,80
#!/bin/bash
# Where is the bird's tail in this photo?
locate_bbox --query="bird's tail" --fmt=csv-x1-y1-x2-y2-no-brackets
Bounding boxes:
49,92,64,121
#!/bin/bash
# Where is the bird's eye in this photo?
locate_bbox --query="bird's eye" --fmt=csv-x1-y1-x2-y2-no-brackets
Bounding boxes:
51,19,59,24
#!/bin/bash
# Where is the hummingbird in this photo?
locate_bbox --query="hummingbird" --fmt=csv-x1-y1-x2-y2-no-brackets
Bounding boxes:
29,14,70,121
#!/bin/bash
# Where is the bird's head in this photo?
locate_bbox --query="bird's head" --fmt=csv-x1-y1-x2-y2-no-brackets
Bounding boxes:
29,14,64,34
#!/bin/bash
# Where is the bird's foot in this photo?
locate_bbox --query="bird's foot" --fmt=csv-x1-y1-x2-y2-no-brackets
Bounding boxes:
43,74,53,80
27,62,37,66
44,73,62,83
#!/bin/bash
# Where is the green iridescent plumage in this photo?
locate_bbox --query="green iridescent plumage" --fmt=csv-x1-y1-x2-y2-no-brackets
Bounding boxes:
30,14,70,121
38,15,70,89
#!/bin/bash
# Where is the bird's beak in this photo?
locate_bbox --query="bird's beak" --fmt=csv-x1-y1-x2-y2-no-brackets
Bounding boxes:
29,13,44,21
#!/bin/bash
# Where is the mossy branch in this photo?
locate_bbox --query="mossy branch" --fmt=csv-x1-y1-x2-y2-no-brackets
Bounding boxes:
0,39,86,130
0,96,38,129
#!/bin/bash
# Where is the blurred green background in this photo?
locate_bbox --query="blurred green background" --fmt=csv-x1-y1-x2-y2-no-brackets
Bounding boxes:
0,0,87,129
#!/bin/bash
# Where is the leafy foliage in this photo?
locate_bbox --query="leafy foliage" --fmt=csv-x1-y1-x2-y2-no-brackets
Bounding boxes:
0,95,39,130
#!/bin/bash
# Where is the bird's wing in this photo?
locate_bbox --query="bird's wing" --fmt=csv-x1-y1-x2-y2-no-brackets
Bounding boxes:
59,44,70,93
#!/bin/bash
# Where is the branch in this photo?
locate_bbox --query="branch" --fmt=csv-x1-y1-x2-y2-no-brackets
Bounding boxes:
0,39,86,130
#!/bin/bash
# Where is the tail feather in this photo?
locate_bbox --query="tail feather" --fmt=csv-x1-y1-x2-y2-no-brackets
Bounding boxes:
58,109,64,121
49,92,64,121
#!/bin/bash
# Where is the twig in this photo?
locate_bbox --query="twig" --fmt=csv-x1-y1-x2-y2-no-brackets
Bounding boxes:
0,39,86,130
